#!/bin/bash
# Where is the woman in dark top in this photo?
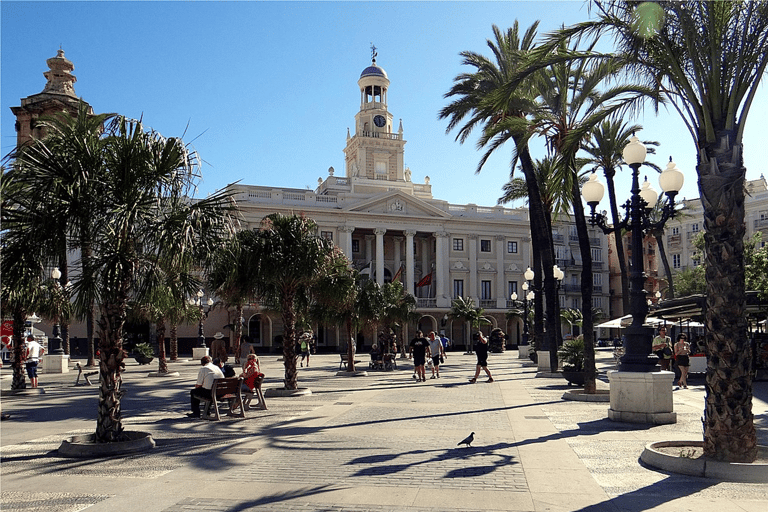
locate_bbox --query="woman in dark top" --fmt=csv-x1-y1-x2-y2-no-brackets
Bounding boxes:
674,333,691,389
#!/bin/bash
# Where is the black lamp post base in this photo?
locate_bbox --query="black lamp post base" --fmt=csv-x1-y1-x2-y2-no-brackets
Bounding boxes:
620,325,659,372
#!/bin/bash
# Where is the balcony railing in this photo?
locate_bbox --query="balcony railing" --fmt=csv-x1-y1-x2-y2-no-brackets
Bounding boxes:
417,298,436,308
479,299,497,309
360,130,401,140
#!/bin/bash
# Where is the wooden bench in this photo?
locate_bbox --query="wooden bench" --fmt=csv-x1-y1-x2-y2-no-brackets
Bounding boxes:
201,378,245,421
241,376,268,411
74,362,99,386
339,353,362,370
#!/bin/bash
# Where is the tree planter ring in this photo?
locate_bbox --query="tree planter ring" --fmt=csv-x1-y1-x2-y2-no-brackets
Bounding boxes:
58,431,155,458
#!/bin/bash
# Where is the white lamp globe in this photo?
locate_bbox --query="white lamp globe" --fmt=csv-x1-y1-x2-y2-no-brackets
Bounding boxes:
582,173,605,204
659,157,684,193
524,267,534,281
639,177,658,209
622,135,647,165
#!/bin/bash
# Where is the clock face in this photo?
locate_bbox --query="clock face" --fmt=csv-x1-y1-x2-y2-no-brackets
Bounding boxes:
373,115,386,127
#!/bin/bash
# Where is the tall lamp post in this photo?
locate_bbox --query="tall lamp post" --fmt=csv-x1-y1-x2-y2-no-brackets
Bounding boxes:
581,134,683,372
49,267,65,355
189,290,214,349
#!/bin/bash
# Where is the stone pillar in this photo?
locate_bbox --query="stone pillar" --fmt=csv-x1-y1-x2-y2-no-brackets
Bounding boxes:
496,235,506,308
434,231,449,306
405,230,416,296
608,370,677,424
339,226,354,258
421,238,430,297
468,234,478,301
375,228,386,286
393,236,403,282
365,235,374,268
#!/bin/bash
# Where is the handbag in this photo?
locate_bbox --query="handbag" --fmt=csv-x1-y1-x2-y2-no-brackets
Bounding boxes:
662,346,673,358
440,355,444,364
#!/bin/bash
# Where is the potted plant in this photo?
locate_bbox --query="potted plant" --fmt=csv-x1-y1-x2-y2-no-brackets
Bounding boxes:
133,342,154,365
558,335,589,386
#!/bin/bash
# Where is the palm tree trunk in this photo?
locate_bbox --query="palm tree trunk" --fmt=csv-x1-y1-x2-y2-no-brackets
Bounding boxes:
518,145,558,364
571,180,596,394
346,318,355,372
605,172,631,314
169,323,178,361
233,305,244,361
156,318,167,373
699,136,756,462
654,231,675,299
11,309,27,390
281,296,298,390
82,244,97,367
95,267,130,443
59,255,70,355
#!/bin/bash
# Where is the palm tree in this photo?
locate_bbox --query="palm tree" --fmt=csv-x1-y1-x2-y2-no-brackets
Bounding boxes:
551,0,768,462
448,297,490,351
94,116,236,442
440,22,561,361
6,104,115,366
379,280,418,354
208,229,262,359
250,213,335,390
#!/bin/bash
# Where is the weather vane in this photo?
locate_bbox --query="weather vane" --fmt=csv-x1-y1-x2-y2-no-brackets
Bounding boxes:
370,43,378,63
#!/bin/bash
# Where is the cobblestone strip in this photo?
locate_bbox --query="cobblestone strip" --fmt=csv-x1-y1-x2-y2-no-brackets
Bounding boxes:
0,491,111,512
164,497,515,512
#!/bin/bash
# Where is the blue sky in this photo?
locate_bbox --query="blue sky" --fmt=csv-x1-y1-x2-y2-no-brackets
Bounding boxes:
2,1,766,210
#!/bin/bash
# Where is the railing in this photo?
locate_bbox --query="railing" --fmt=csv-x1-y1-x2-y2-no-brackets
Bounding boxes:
315,195,337,203
417,298,437,308
284,193,305,201
479,299,496,309
667,234,682,245
360,130,401,140
248,190,272,199
755,218,768,229
553,234,564,243
563,284,581,293
592,261,603,269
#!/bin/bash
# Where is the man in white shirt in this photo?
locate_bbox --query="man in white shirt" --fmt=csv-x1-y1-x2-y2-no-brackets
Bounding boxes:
25,335,45,388
189,355,224,418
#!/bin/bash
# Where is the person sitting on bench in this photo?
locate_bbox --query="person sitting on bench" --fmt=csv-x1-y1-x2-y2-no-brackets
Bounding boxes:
189,355,224,418
237,354,265,411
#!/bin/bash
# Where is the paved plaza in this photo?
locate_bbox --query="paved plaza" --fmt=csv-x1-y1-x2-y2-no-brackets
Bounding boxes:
1,349,767,512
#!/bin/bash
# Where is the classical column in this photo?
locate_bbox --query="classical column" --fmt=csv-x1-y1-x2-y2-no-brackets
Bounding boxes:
421,238,430,297
374,228,386,286
434,231,449,303
405,230,416,296
393,236,403,282
339,226,355,258
468,234,478,304
365,235,374,267
496,235,506,306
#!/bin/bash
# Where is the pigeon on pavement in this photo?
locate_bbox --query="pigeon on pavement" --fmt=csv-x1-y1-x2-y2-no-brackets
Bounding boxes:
457,432,475,447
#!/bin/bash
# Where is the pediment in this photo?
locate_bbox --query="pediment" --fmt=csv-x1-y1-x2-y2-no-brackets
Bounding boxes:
345,191,451,218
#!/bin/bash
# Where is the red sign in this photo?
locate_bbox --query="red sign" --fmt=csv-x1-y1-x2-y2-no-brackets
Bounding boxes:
1,320,12,349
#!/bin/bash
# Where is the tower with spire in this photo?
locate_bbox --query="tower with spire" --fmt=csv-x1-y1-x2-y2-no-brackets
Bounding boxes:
343,50,409,190
10,49,92,146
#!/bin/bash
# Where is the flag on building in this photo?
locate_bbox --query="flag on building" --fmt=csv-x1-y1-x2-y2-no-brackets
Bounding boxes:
416,272,432,287
392,264,403,283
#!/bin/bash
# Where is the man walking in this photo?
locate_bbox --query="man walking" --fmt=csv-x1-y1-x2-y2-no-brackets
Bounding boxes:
409,330,430,382
24,335,44,388
189,355,224,418
468,331,493,383
428,331,446,379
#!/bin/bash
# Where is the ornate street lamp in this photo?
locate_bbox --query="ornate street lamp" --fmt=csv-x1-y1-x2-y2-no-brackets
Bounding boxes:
48,267,65,355
581,135,683,372
189,290,215,349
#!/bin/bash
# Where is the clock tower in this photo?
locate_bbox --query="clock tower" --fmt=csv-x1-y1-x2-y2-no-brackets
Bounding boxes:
344,51,407,184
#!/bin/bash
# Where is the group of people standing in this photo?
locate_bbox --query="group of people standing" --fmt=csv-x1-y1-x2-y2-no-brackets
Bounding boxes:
408,329,494,384
652,326,691,388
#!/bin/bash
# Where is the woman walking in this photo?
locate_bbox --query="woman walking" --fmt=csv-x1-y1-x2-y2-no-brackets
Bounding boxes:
674,333,691,388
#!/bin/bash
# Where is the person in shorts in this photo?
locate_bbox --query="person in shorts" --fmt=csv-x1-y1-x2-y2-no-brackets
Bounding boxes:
409,331,430,382
468,331,493,383
24,335,44,388
428,331,446,378
674,333,691,388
